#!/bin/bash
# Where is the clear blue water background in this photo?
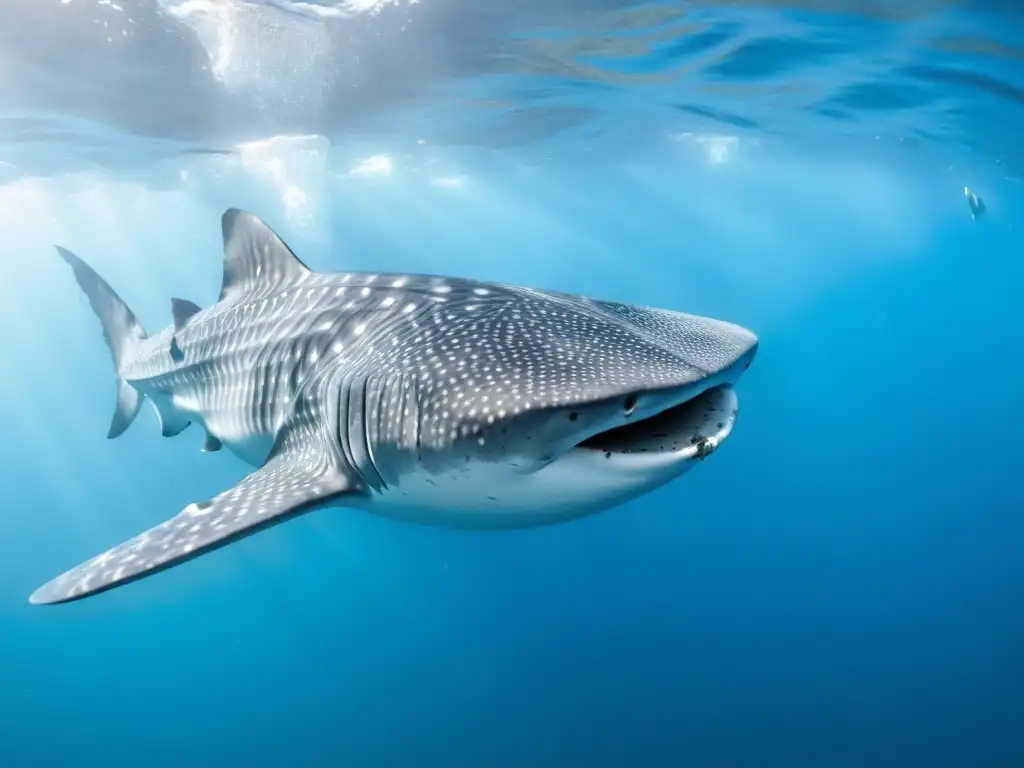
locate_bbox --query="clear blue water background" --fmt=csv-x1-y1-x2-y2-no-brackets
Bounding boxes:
0,0,1022,765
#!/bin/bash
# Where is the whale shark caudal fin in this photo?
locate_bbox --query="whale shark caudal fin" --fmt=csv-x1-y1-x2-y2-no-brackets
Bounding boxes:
55,246,148,439
219,208,313,302
29,418,365,605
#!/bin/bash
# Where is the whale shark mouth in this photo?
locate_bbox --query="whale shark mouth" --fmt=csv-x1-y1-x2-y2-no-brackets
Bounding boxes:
574,385,738,459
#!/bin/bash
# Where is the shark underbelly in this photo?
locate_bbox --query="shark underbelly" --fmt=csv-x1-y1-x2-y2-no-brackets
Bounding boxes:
134,373,280,467
361,459,619,531
186,396,279,467
215,433,276,466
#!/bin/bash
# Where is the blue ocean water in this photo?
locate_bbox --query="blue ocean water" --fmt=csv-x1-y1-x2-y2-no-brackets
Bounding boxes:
1,0,1022,765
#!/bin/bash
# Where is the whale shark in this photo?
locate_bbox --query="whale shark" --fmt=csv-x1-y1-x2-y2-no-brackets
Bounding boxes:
30,209,758,605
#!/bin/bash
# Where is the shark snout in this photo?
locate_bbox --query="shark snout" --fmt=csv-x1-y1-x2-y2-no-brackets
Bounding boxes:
557,316,758,462
621,317,757,421
723,325,759,377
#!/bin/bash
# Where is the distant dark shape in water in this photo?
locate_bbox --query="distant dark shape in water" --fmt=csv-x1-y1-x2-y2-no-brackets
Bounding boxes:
171,147,239,158
30,209,759,605
965,186,986,219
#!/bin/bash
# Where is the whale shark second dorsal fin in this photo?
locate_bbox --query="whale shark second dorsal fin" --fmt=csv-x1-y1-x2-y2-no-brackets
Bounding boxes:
169,298,201,363
219,208,312,302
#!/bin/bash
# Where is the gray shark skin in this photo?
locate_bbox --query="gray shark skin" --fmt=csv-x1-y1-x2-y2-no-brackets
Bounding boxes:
30,209,758,605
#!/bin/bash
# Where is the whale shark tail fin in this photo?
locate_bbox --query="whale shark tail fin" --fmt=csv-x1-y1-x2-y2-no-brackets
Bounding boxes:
55,246,148,439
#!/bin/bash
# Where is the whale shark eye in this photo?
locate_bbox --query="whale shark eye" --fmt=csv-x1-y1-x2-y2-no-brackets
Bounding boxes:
568,412,579,422
623,394,638,416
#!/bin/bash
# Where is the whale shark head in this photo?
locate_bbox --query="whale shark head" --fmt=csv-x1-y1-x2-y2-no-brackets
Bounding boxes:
336,284,759,527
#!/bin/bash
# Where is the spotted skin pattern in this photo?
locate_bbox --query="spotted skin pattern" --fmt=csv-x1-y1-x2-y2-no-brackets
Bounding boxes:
30,209,758,605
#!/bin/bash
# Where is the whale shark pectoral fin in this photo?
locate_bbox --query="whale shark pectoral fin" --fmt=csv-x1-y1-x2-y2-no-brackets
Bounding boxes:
29,438,360,605
201,432,222,453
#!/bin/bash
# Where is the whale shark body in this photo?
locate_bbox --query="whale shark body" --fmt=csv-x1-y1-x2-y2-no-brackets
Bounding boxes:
30,209,758,605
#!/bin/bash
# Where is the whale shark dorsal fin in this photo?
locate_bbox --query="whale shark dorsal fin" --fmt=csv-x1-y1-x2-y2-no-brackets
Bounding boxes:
28,423,364,605
169,336,185,363
169,298,201,362
219,208,312,302
171,298,202,331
